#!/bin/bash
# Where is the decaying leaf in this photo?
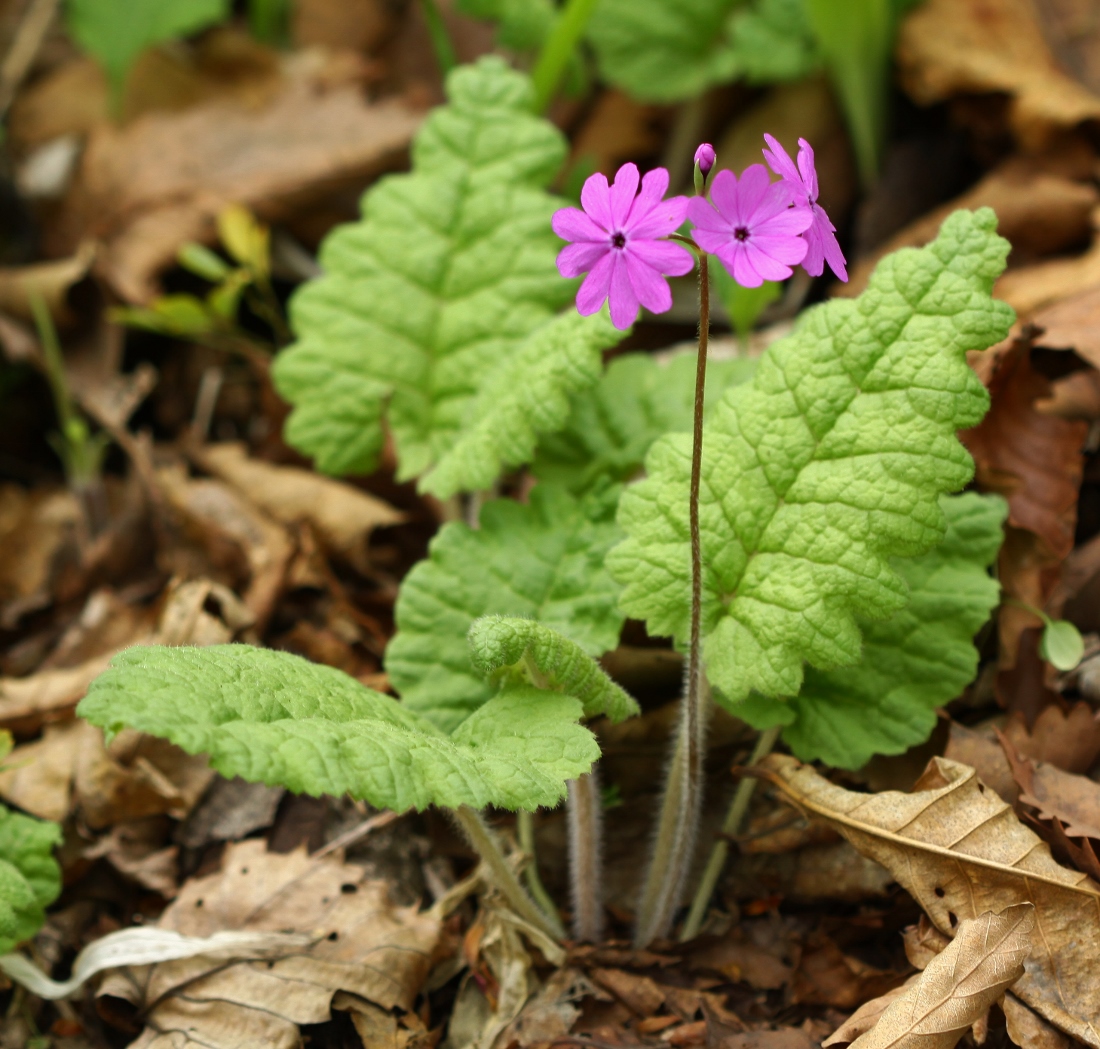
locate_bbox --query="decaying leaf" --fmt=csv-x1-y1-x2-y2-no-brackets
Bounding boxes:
760,754,1100,1048
827,905,1034,1049
97,838,440,1049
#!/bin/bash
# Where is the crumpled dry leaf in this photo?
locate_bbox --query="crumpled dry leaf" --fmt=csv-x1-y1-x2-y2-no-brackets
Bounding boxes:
193,442,403,572
1030,283,1100,368
0,242,96,326
1004,992,1076,1049
827,905,1034,1049
496,968,598,1048
760,754,1100,1048
97,838,440,1049
790,932,906,1009
83,818,180,896
54,50,422,303
995,212,1100,318
897,0,1100,150
177,777,285,849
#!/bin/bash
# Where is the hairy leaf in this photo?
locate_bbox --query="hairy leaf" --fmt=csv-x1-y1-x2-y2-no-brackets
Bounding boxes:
468,615,638,723
386,485,624,732
421,310,622,498
273,57,581,482
532,351,756,495
78,646,599,812
763,754,1100,1048
728,0,819,83
67,0,229,99
609,208,1013,705
0,804,61,956
740,493,1006,769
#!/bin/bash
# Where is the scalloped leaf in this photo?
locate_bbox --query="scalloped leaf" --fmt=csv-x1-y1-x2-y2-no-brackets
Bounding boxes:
740,492,1006,768
273,56,600,483
608,209,1014,705
386,484,625,733
468,615,638,723
0,804,61,956
532,350,756,495
77,646,598,812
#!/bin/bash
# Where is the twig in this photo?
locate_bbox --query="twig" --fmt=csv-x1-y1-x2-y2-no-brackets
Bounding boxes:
0,0,59,123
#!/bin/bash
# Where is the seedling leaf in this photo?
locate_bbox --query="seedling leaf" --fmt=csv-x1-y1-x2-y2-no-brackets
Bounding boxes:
0,805,61,956
1040,619,1084,672
78,646,598,812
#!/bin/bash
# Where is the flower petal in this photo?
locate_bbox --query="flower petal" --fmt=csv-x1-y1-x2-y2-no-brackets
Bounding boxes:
627,167,670,225
558,240,610,278
608,163,640,230
797,138,819,201
800,224,826,277
608,252,639,329
818,218,847,281
752,233,809,267
687,196,728,233
630,195,690,239
707,169,741,225
733,164,773,225
716,243,765,288
576,252,614,315
754,200,813,237
552,206,608,244
580,172,613,231
630,238,695,277
624,251,673,314
762,134,802,189
743,240,797,282
691,227,731,257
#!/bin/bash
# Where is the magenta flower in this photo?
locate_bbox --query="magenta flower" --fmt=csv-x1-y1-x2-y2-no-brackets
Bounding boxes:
762,134,847,281
694,142,715,178
687,164,812,288
552,163,693,331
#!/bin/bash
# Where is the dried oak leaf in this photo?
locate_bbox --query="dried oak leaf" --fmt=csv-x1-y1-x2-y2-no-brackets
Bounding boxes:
897,0,1100,150
97,838,440,1049
759,754,1100,1048
827,905,1034,1049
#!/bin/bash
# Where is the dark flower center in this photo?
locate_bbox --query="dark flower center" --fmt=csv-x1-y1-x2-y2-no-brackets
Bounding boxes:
734,226,750,242
611,231,626,248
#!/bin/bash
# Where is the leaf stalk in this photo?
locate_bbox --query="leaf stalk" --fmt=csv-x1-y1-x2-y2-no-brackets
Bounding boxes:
531,0,600,113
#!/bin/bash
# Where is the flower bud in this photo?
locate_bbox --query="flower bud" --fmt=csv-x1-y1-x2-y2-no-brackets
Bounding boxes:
693,143,715,195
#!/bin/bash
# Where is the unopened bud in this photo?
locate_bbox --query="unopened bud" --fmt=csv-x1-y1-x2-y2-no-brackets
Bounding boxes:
693,143,715,194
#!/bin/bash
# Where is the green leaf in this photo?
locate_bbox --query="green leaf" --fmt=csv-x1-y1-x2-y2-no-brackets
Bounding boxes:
714,268,781,343
532,350,756,496
0,804,61,956
386,484,625,733
727,0,819,83
421,309,623,499
1040,619,1084,672
77,645,598,812
468,615,639,722
608,209,1014,705
66,0,230,102
458,0,558,51
273,56,581,482
741,493,1005,768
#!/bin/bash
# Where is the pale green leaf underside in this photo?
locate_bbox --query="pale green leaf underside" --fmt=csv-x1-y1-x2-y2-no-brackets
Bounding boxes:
740,492,1006,768
421,309,623,498
67,0,229,92
273,57,575,481
532,350,756,496
608,209,1014,704
0,804,61,956
468,615,639,723
387,484,625,733
77,646,598,813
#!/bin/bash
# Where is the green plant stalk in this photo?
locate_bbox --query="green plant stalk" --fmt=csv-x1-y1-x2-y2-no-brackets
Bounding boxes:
249,0,289,46
419,0,458,77
679,723,782,941
530,0,600,113
633,251,710,947
516,809,560,928
453,806,565,940
566,770,603,942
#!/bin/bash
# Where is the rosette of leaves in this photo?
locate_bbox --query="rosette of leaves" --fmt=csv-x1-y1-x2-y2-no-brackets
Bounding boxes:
78,644,600,812
608,208,1014,713
0,805,61,958
274,56,622,494
740,492,1006,769
386,484,625,733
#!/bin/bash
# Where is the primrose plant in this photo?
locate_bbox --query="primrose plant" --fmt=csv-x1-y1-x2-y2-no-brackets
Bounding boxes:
73,57,1018,951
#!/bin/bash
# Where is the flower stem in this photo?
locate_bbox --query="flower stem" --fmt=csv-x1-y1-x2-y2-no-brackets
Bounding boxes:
418,0,457,77
516,809,560,929
633,253,711,947
679,724,782,942
567,770,604,942
531,0,600,113
453,806,565,940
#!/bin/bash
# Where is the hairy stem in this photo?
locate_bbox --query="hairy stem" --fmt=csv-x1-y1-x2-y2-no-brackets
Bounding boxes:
418,0,458,77
530,0,600,113
567,770,604,942
516,810,560,929
453,806,565,940
679,724,782,942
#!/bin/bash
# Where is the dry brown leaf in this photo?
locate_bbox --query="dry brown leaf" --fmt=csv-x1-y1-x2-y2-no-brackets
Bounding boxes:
759,754,1100,1048
497,968,597,1048
292,0,396,53
790,933,906,1009
193,442,403,572
708,1028,817,1049
1006,701,1100,773
1004,991,1076,1049
0,652,116,734
1031,284,1100,368
902,917,951,971
54,50,420,303
97,838,440,1049
688,931,793,991
822,975,921,1047
944,722,1020,806
0,242,96,325
897,0,1100,150
83,818,180,896
995,224,1100,318
177,777,284,849
832,906,1035,1049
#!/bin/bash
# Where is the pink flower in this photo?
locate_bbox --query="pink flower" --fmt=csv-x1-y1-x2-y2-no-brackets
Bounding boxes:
694,143,715,178
762,134,847,281
552,163,693,330
687,164,812,288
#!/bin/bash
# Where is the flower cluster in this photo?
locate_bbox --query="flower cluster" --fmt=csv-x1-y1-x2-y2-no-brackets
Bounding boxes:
553,137,847,330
